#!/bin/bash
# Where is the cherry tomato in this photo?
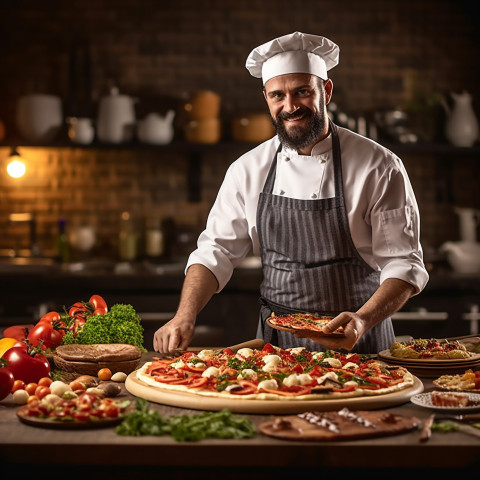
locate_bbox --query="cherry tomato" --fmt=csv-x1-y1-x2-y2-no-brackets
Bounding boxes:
97,368,112,381
27,395,39,405
25,383,38,395
27,323,64,350
103,405,120,418
89,295,108,315
11,379,26,392
0,359,15,400
262,343,276,354
2,346,50,384
34,385,51,399
38,377,53,387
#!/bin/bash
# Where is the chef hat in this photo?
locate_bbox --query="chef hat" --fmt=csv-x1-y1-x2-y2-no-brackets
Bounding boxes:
245,32,339,85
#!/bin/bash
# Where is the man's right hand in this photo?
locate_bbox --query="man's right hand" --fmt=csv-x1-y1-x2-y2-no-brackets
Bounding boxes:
153,315,195,354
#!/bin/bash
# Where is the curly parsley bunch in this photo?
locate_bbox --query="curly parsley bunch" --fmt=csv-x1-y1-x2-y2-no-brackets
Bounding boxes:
62,304,146,351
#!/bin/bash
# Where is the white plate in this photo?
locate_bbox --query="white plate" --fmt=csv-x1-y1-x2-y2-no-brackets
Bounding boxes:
411,392,480,413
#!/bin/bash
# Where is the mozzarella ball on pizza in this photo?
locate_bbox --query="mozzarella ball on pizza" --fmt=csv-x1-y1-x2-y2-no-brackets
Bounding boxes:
258,379,278,390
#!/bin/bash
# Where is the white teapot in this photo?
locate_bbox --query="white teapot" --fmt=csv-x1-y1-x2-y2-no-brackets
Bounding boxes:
137,110,175,145
441,91,479,147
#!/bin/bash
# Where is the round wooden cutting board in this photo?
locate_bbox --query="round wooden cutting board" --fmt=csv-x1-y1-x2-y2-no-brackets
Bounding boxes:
125,370,424,414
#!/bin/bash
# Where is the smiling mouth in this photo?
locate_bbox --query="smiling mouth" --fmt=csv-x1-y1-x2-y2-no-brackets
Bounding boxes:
281,109,309,124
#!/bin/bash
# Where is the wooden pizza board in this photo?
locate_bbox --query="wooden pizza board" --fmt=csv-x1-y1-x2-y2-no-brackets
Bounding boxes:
125,370,424,414
258,410,421,441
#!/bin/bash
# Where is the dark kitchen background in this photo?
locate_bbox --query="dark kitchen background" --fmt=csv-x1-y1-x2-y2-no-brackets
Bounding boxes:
0,0,479,344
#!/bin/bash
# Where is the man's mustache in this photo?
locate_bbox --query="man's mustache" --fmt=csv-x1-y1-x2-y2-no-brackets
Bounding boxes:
277,107,312,121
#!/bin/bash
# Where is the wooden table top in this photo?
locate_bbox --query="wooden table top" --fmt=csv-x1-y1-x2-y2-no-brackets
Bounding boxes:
1,352,479,476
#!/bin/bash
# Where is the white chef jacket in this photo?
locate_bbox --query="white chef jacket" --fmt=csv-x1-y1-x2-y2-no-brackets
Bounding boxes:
187,126,429,296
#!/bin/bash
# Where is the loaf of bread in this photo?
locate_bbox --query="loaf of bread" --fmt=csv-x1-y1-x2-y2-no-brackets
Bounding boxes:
53,344,142,376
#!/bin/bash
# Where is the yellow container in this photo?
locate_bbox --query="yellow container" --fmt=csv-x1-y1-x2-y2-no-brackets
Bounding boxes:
185,118,221,144
232,113,275,143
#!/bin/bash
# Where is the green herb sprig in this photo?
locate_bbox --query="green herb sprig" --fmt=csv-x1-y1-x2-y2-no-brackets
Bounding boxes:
115,398,256,442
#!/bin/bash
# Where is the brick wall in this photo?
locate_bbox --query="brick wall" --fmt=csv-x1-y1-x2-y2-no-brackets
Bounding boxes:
0,1,479,260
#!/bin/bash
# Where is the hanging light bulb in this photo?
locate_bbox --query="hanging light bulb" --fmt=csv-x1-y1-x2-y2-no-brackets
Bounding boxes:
6,147,26,178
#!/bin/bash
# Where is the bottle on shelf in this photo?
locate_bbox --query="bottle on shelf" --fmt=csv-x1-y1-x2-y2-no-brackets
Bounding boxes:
56,218,70,263
118,211,139,261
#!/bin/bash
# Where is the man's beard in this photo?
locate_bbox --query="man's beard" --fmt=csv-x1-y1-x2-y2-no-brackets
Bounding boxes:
272,108,327,151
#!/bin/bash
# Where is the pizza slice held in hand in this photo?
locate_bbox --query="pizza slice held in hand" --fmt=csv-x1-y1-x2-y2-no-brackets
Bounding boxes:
267,312,345,336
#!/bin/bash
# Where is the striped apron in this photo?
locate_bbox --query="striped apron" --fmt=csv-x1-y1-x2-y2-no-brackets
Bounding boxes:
255,122,394,354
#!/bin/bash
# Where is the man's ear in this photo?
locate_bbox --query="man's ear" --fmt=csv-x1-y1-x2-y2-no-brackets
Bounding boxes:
324,79,333,104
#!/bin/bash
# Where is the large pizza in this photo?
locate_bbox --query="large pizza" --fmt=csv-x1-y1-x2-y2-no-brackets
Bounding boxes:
136,343,414,401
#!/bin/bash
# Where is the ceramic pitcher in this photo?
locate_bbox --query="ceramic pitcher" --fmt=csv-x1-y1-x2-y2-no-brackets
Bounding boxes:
442,91,479,147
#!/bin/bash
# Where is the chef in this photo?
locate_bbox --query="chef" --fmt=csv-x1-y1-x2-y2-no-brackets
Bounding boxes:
153,32,429,354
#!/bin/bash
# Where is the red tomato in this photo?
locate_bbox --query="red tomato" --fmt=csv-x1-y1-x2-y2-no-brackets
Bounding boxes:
69,302,90,319
2,346,50,384
262,343,276,354
291,363,303,374
2,325,34,341
38,311,61,325
89,295,108,315
69,317,86,338
38,312,67,335
27,323,63,350
0,359,15,400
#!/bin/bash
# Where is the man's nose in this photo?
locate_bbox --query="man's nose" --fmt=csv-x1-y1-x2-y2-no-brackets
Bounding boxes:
284,95,299,114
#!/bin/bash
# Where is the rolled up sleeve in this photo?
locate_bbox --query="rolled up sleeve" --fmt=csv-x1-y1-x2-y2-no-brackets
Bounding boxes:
370,163,429,295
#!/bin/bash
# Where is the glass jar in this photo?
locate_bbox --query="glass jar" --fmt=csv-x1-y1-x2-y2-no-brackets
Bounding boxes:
145,217,164,258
